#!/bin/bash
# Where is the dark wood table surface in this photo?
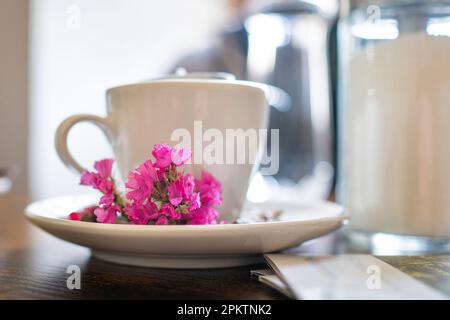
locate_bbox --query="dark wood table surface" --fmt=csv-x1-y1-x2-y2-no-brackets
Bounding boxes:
1,194,450,299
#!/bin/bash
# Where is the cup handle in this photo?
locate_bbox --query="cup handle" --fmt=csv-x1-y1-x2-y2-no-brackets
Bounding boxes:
55,114,114,174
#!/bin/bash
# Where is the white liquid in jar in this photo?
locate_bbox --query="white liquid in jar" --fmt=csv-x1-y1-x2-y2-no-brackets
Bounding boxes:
342,32,450,237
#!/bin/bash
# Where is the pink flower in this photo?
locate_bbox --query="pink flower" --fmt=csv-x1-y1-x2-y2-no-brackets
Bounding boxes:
188,192,201,211
94,158,114,179
80,170,95,186
80,171,113,193
159,203,182,221
185,171,223,224
99,192,115,206
196,171,223,207
156,215,169,225
187,206,219,225
182,174,195,198
80,159,114,195
152,144,173,169
69,206,98,221
125,160,157,202
81,172,113,195
73,145,225,225
69,212,81,221
171,147,192,166
168,180,183,206
124,201,158,225
94,205,119,224
168,174,197,207
168,174,190,201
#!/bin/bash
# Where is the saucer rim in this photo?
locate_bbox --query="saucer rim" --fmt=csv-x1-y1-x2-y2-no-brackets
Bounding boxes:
24,194,348,232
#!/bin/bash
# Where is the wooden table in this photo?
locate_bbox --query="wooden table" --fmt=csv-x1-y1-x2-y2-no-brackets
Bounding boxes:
1,194,450,299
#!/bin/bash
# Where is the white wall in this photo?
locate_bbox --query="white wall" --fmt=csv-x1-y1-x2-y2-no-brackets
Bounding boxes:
0,0,28,194
29,0,227,199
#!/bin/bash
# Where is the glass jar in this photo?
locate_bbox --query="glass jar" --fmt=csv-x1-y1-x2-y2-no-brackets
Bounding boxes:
338,0,450,254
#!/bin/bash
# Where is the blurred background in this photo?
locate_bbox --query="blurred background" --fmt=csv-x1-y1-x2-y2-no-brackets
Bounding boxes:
0,0,338,202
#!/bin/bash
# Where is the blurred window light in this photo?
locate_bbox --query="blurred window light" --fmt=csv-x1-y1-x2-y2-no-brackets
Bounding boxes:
245,13,290,47
427,17,450,37
247,172,272,203
371,233,428,255
0,177,12,194
245,13,289,81
351,19,399,40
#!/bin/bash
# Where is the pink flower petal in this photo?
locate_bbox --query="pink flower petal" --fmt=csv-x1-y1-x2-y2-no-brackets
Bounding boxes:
124,201,157,225
171,147,192,166
99,192,115,206
159,204,182,220
156,215,169,225
188,192,201,211
94,205,118,224
181,174,195,200
168,180,183,206
80,162,114,194
187,206,219,225
152,144,173,169
69,212,80,220
94,158,114,179
96,178,114,195
196,171,223,206
80,170,96,186
125,161,156,202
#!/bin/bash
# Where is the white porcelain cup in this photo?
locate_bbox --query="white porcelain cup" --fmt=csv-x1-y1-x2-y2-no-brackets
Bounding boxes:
55,79,269,218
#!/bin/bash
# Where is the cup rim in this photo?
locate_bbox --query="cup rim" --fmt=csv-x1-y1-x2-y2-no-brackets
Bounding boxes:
106,79,268,96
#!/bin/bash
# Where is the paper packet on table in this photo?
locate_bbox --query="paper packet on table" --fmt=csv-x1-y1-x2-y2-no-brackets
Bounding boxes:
253,254,446,300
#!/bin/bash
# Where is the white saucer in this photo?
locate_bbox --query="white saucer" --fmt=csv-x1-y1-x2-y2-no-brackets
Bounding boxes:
25,194,348,269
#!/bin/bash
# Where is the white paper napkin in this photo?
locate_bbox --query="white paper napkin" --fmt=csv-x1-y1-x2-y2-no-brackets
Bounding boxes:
263,254,447,300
